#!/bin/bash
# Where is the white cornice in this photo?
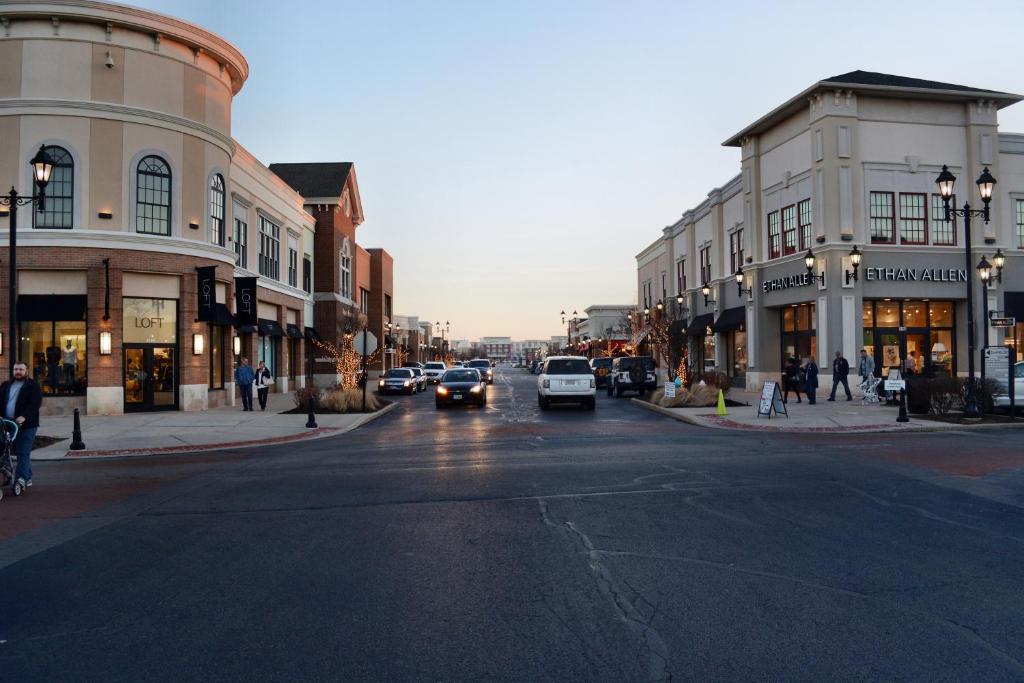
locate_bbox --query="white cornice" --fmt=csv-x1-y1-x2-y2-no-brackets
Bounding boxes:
13,227,237,263
0,0,248,93
0,98,235,155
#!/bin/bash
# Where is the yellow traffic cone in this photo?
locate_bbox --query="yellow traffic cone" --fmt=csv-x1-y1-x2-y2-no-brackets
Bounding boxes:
716,389,727,416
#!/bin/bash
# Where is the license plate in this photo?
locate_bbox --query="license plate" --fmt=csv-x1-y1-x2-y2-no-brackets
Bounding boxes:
563,380,577,386
452,394,463,400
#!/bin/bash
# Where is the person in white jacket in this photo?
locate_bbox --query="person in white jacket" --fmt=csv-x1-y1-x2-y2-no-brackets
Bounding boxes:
254,360,273,411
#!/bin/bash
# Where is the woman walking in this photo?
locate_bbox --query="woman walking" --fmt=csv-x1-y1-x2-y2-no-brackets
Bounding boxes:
782,356,802,404
803,355,819,405
254,360,273,411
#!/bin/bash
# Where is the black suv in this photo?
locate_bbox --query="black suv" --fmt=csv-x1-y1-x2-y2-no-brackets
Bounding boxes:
467,358,494,385
607,356,657,397
590,357,613,388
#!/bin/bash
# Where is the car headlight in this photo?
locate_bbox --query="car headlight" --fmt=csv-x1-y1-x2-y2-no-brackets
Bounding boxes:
378,380,385,386
542,379,550,388
436,386,448,395
404,380,411,386
470,385,482,393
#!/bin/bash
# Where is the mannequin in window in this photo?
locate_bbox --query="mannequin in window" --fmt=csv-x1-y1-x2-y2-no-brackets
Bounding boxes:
45,344,61,393
62,339,78,386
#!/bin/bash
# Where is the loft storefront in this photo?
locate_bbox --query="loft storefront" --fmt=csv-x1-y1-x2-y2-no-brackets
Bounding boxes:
123,297,178,412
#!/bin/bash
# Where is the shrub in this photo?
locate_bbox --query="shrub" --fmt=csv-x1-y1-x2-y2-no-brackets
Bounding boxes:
293,386,321,409
688,370,731,395
653,384,720,408
320,387,382,413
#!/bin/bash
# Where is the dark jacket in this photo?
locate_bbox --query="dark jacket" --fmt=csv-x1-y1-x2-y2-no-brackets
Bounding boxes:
804,362,819,389
0,377,43,429
832,356,849,378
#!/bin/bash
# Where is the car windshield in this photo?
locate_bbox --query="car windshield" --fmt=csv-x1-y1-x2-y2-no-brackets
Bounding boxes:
591,358,612,368
386,369,413,378
410,368,423,376
443,370,479,382
546,359,592,375
468,360,489,368
425,363,445,370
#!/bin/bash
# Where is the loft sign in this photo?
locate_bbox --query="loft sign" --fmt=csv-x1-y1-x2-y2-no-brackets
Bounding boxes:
864,267,967,282
762,272,812,293
134,317,164,329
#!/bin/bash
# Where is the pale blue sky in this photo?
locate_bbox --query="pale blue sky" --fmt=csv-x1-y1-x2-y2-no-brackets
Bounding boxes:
134,0,1024,339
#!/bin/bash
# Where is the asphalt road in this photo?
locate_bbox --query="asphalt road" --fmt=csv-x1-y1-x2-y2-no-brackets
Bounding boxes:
3,367,1024,682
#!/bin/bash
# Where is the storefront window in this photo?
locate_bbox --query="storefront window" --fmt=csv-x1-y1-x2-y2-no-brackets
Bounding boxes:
703,333,716,372
930,330,954,376
19,321,87,396
783,307,795,332
123,298,177,344
780,303,816,368
876,301,900,326
732,331,748,375
904,301,927,327
862,302,874,327
863,300,955,377
258,335,278,378
210,324,224,389
929,302,954,327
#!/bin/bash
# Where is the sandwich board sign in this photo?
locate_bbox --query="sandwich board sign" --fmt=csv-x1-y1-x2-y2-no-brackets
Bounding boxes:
758,380,787,418
664,382,676,399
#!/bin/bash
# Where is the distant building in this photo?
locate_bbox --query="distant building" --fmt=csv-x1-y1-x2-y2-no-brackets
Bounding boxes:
481,336,512,360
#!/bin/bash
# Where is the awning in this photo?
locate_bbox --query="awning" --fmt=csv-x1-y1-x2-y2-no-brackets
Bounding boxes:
286,323,303,339
685,313,715,336
713,306,746,333
1005,292,1024,320
304,326,321,342
236,324,257,334
17,294,87,321
213,303,236,327
258,318,286,337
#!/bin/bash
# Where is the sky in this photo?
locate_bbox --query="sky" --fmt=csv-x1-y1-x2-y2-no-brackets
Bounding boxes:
132,0,1024,340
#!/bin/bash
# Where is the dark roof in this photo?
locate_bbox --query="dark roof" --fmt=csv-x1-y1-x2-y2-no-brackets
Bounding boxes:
824,70,1010,96
268,162,352,199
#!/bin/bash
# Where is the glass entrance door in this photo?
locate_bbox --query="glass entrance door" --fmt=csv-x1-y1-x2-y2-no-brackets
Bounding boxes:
124,345,178,411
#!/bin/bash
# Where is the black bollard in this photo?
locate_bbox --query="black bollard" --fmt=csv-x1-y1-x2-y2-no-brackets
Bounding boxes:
896,384,909,423
70,407,86,450
305,394,318,429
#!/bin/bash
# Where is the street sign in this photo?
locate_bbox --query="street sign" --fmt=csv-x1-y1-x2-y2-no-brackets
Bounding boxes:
984,346,1012,394
884,379,906,391
990,316,1016,328
354,331,378,355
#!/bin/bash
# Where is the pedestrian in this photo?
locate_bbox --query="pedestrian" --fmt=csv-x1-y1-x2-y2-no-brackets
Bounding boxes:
803,355,819,405
782,356,802,403
828,350,852,401
1,362,43,492
858,349,875,384
234,357,255,411
906,350,918,376
254,360,273,411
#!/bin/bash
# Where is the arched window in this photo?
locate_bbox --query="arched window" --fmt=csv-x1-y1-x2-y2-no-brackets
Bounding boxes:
209,174,225,246
33,145,73,229
340,239,352,300
136,155,172,235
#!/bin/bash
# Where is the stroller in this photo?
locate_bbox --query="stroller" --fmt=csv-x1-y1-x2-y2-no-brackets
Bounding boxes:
0,418,21,501
859,375,881,405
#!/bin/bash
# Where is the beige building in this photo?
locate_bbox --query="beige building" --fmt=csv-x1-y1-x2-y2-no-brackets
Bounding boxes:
639,71,1024,390
0,1,326,414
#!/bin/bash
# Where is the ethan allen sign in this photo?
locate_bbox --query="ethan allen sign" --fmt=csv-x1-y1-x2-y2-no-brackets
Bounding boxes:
864,267,967,283
762,272,812,293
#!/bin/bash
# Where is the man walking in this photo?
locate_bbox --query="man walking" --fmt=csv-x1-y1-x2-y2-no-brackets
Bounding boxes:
828,350,852,401
1,362,43,493
235,357,255,411
803,355,819,405
858,349,875,384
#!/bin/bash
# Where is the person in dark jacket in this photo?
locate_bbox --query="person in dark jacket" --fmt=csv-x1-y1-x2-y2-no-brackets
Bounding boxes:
254,360,273,411
234,357,255,411
1,362,44,490
803,355,819,404
782,356,802,403
828,350,852,401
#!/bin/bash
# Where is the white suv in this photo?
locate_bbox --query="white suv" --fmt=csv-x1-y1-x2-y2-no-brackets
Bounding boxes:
537,356,596,411
423,362,447,384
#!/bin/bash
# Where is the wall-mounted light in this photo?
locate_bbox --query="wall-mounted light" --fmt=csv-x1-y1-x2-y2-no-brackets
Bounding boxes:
735,266,753,298
97,210,113,219
189,221,200,230
99,331,112,355
232,335,241,356
804,248,825,285
0,331,4,355
845,245,862,284
193,333,205,355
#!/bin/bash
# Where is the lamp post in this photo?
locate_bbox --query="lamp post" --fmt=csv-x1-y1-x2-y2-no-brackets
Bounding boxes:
978,255,993,382
560,309,577,353
2,145,55,372
935,164,997,419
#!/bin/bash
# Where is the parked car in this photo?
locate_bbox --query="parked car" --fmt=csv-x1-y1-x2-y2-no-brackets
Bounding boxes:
467,359,494,385
607,356,657,397
402,361,425,371
435,368,487,408
590,357,613,388
408,367,428,392
424,361,447,384
538,356,596,410
993,360,1024,411
378,368,417,395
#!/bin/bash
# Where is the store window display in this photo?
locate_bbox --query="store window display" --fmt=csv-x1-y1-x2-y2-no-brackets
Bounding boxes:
19,322,87,395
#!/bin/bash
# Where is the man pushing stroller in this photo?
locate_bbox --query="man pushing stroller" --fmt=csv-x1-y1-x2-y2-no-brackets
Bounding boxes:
1,361,43,496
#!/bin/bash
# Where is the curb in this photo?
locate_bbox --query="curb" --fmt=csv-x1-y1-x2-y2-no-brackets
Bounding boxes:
38,401,401,460
629,397,1024,434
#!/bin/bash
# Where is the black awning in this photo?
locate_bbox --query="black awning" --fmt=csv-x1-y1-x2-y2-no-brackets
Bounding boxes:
236,324,257,334
258,318,286,337
17,294,87,322
286,323,303,339
213,303,236,327
304,326,320,342
713,306,746,333
1005,292,1024,319
685,313,715,336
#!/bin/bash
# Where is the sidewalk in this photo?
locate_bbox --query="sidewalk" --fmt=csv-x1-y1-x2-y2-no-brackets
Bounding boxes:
632,388,1023,434
33,393,397,460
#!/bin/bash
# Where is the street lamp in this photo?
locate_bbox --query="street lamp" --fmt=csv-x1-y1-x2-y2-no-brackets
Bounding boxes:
735,266,752,298
978,255,993,382
845,245,863,284
935,164,997,418
701,282,716,308
2,145,55,371
804,248,825,285
991,248,1005,284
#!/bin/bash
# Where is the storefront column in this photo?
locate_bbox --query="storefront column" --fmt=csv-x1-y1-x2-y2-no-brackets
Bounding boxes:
180,271,209,412
87,263,123,415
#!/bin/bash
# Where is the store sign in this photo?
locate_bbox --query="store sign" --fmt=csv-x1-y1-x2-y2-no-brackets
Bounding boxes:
761,272,812,293
234,276,258,326
990,316,1015,328
196,266,217,323
123,297,177,344
864,267,967,283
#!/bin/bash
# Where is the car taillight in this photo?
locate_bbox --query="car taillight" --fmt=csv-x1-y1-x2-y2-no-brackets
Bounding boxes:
590,379,595,388
543,379,550,388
